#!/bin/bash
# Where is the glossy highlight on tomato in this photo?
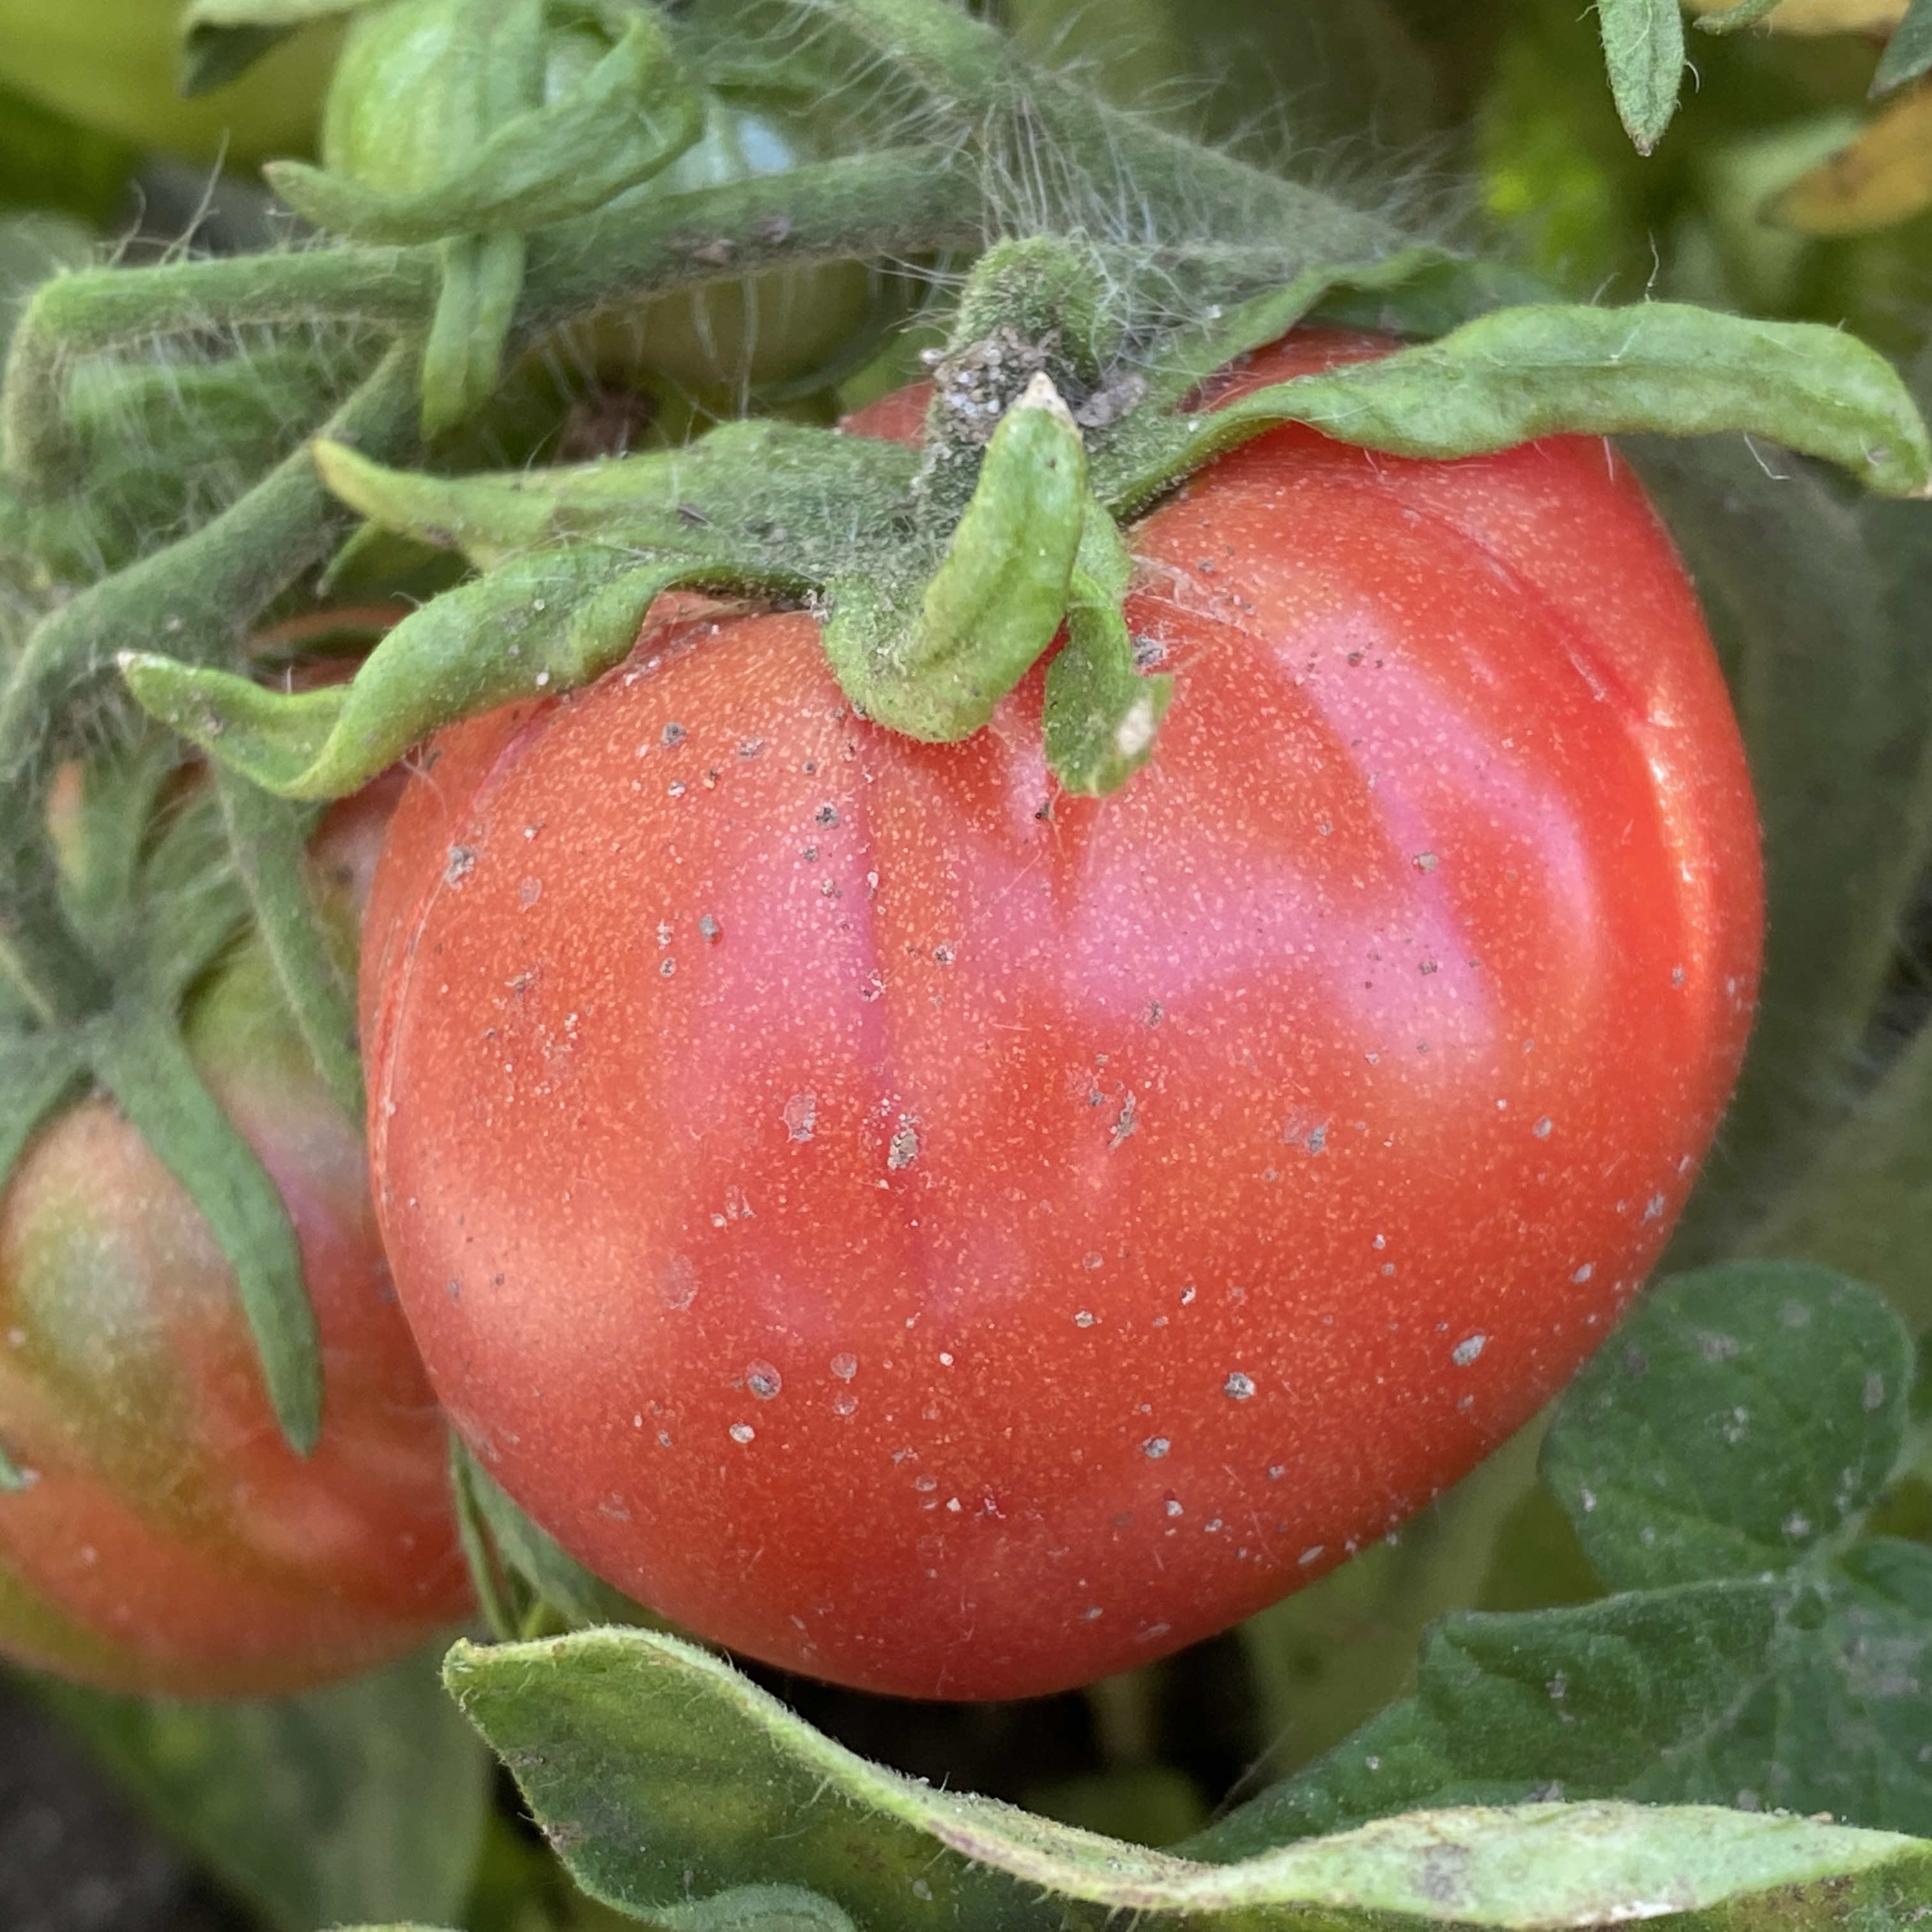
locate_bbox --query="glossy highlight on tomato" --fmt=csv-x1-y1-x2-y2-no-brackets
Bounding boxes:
0,781,472,1696
362,332,1762,1701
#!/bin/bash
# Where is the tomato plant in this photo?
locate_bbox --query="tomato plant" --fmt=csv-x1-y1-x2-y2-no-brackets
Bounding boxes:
0,772,472,1696
355,330,1762,1702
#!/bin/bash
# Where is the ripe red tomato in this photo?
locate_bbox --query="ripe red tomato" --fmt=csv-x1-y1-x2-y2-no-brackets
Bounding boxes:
0,777,473,1696
360,332,1761,1700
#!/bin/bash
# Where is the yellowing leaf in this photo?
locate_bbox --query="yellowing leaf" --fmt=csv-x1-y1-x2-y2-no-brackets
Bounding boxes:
1770,77,1932,231
1685,0,1906,31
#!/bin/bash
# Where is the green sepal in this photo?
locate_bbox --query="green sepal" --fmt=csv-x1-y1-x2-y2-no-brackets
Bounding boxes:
823,373,1088,740
421,230,525,438
123,550,772,800
1041,505,1170,796
0,1438,29,1491
119,786,254,1009
313,436,569,569
1597,0,1685,155
214,770,362,1123
1101,302,1932,519
85,1005,322,1455
313,426,917,575
1135,248,1457,413
264,12,704,245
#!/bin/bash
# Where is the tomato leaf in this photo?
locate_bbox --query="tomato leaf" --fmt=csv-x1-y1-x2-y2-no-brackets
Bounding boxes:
445,1624,1932,1928
1190,1264,1932,1855
1596,0,1685,153
39,1639,489,1932
1197,1564,1932,1849
1874,0,1932,92
1100,303,1932,514
1540,1264,1913,1590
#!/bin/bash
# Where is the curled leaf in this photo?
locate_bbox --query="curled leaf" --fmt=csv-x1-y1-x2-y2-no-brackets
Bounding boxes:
122,552,771,799
1113,302,1932,513
446,1623,1932,1928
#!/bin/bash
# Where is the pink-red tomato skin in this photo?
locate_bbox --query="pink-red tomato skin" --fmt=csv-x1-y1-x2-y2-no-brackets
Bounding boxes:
362,334,1761,1701
0,785,473,1696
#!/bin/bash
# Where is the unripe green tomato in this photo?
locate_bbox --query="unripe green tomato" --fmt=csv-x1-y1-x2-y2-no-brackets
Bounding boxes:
319,0,528,196
318,2,884,403
0,0,340,165
535,18,883,397
0,774,472,1696
576,91,886,399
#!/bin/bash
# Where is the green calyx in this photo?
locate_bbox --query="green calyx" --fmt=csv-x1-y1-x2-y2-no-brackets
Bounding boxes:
121,241,1932,819
822,372,1089,742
